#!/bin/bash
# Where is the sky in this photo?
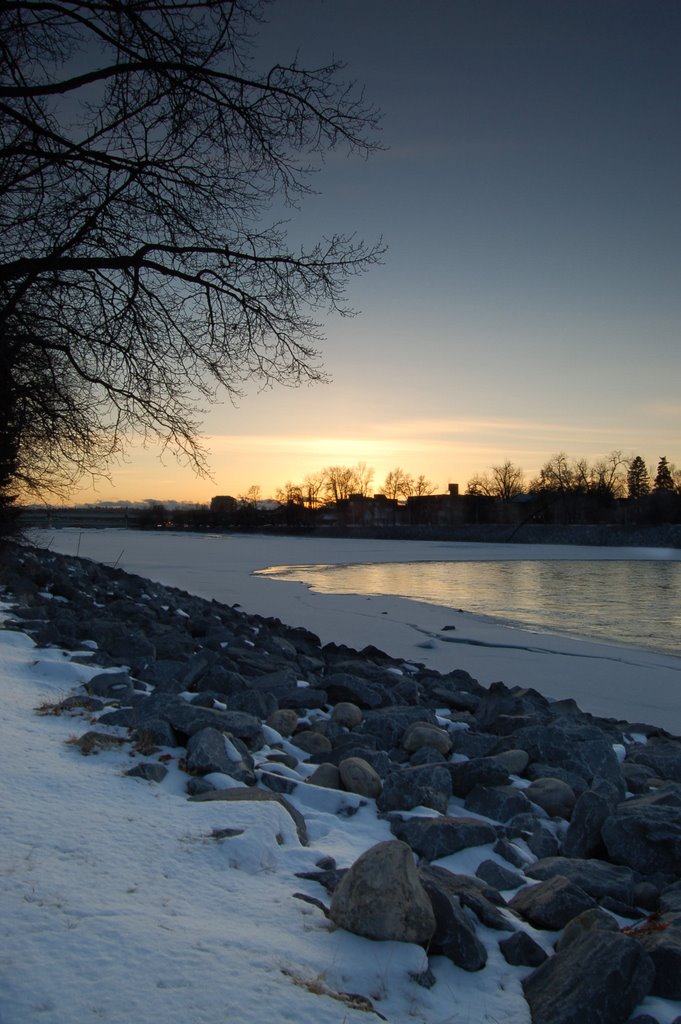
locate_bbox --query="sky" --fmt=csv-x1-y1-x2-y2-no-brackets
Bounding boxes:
66,0,681,505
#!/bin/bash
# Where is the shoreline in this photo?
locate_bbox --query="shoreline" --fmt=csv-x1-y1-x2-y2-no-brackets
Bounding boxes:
30,529,681,735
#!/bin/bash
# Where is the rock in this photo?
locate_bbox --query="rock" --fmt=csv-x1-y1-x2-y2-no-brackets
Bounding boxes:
418,874,487,970
601,800,681,874
525,777,576,819
525,857,639,904
125,762,168,782
525,825,560,859
331,702,363,728
509,876,596,930
402,721,452,755
475,858,525,891
292,730,333,755
376,763,452,814
493,836,533,869
627,737,681,783
356,707,438,751
306,763,341,789
562,788,612,858
555,907,620,951
499,930,548,967
493,748,530,775
419,864,513,930
523,931,655,1024
446,756,510,797
162,701,265,749
338,757,382,798
185,727,255,784
329,840,435,944
634,919,681,997
85,670,133,698
266,708,299,737
323,673,388,710
391,815,497,861
464,783,532,822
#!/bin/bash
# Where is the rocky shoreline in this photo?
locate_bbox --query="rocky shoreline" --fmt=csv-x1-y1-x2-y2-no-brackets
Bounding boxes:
2,540,681,1024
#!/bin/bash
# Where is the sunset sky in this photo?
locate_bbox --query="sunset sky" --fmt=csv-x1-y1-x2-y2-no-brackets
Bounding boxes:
68,0,681,505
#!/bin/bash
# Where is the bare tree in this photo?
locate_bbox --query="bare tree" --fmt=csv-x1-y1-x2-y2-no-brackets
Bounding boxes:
412,474,437,497
381,467,414,501
302,471,326,510
467,461,524,501
275,482,303,505
0,0,383,499
323,462,373,502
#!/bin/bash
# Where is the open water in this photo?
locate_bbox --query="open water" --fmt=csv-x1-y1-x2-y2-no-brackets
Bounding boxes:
261,558,681,658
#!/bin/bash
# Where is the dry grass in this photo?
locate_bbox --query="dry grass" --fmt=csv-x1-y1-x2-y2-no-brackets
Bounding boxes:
280,968,387,1020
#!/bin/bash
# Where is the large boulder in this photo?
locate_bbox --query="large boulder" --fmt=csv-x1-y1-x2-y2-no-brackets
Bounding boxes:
329,840,435,944
522,931,655,1024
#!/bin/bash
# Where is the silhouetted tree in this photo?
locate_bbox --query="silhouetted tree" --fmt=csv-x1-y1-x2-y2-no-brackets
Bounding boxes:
323,463,374,502
381,467,414,501
412,474,437,497
0,0,383,500
468,461,524,501
627,456,650,499
654,457,675,493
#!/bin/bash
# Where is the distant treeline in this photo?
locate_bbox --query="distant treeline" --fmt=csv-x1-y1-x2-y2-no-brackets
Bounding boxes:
133,452,681,531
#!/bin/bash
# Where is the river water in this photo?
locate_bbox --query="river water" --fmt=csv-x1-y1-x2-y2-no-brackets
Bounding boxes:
260,558,681,658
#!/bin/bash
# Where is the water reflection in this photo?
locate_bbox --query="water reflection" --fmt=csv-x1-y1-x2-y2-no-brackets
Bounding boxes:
262,560,681,657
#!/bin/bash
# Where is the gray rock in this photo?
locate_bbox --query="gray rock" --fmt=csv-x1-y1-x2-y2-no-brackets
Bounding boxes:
376,763,452,814
526,856,639,904
356,707,438,751
627,737,681,784
635,919,681,997
390,814,497,860
509,876,596,930
493,748,530,775
525,825,560,859
464,783,532,822
448,730,499,758
402,721,452,755
419,874,487,970
131,718,178,748
338,757,382,799
522,931,655,1024
292,730,333,755
419,864,513,930
329,840,435,944
331,702,363,728
525,777,576,819
85,670,133,699
475,858,525,891
125,762,168,782
185,727,255,784
555,907,620,951
323,673,388,710
562,788,612,858
499,930,548,967
164,702,265,749
493,836,533,869
306,763,341,789
266,708,298,737
445,756,510,797
602,800,681,874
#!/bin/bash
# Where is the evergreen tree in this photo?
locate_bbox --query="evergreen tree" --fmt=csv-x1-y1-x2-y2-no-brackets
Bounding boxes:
627,455,650,500
654,456,675,492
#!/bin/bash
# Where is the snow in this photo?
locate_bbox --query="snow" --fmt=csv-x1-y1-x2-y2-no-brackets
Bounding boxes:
1,529,680,1023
